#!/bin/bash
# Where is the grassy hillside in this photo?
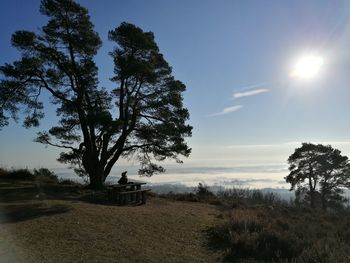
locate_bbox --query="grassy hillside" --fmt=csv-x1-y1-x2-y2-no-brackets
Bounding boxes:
1,168,350,262
0,169,223,263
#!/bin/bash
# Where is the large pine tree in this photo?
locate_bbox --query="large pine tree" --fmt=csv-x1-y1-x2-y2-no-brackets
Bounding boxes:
0,0,192,189
286,143,350,209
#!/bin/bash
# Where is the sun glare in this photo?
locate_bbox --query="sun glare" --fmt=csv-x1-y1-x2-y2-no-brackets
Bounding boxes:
291,54,324,80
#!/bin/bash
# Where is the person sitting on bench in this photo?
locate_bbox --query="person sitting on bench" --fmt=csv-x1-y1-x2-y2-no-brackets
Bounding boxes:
118,171,128,184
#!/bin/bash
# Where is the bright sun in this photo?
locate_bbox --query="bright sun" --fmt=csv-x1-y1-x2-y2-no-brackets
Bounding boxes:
291,54,324,80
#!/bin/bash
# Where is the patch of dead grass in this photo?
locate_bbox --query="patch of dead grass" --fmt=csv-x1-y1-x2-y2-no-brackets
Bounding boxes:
0,179,223,262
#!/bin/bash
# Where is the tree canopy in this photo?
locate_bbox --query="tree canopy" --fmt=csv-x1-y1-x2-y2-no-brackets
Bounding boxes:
286,143,350,209
0,0,192,189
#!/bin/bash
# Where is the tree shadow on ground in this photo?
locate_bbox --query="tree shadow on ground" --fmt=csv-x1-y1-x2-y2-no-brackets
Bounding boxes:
0,179,84,202
0,178,121,207
0,203,70,223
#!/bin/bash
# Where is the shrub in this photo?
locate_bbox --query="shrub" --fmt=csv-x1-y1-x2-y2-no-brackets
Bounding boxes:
159,192,199,202
0,167,9,177
217,188,290,207
208,206,350,262
209,208,305,262
299,239,350,263
195,183,220,204
196,183,214,197
0,168,35,180
0,167,60,183
58,179,80,186
33,168,59,183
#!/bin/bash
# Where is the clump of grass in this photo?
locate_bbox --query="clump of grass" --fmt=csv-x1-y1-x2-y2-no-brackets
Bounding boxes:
58,178,81,186
159,192,200,202
208,207,350,262
298,239,350,263
159,184,290,208
209,209,303,262
217,188,290,207
159,183,222,205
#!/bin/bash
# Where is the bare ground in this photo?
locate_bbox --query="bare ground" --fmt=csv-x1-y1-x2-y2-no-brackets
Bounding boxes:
0,179,224,263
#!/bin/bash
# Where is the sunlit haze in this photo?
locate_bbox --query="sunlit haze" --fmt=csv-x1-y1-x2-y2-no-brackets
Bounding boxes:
291,54,324,80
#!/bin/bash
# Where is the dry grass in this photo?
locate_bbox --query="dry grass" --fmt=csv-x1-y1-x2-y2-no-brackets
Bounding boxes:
0,178,224,263
208,205,350,262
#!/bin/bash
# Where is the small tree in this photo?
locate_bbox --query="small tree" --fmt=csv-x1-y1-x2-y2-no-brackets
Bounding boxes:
196,182,214,197
0,0,192,189
286,143,350,209
318,147,350,209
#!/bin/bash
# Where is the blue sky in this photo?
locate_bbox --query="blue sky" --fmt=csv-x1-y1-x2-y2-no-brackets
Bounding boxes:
1,0,350,172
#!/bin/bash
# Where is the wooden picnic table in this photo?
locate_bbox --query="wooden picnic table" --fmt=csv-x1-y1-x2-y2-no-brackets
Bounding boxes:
108,182,150,205
110,182,146,190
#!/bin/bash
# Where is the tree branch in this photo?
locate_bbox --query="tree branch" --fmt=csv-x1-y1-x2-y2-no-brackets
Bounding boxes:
38,74,73,104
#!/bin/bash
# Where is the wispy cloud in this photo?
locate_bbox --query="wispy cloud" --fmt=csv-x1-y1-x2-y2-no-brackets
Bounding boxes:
208,84,269,117
226,144,283,149
234,83,267,92
209,105,243,117
233,88,269,99
226,141,350,149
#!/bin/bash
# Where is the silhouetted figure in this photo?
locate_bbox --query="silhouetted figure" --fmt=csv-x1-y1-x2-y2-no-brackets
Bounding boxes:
118,171,128,184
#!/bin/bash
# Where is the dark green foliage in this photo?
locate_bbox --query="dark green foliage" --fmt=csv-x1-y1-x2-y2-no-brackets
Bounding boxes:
0,0,192,189
286,143,350,209
107,22,192,177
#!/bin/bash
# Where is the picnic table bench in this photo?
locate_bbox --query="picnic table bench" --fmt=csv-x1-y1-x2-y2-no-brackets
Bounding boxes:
107,182,151,205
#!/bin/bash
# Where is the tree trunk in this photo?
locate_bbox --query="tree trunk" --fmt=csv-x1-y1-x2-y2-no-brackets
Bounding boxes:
83,152,105,190
87,162,105,189
88,171,104,189
321,186,328,210
308,177,315,208
321,195,327,210
309,191,315,208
